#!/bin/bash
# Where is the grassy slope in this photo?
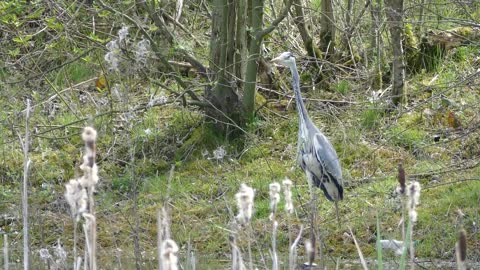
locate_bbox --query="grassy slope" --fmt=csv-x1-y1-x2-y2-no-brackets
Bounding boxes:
1,42,479,269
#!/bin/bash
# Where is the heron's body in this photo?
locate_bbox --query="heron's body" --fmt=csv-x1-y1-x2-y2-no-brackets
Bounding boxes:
272,52,344,204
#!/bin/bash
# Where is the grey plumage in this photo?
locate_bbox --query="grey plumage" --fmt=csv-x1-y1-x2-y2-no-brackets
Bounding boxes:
272,52,344,209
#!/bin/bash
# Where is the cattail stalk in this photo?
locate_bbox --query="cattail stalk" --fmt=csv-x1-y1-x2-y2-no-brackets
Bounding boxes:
407,182,421,270
20,99,31,270
269,182,280,270
455,230,467,270
235,183,255,270
81,127,98,270
65,127,99,270
288,225,303,270
4,234,8,270
397,163,406,241
158,166,175,269
158,209,162,270
283,178,295,269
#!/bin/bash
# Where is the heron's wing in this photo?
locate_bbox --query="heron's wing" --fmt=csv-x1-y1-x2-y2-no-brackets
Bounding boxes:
312,133,344,200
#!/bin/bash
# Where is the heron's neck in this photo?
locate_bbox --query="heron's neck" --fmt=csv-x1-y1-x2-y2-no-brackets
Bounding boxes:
289,62,310,126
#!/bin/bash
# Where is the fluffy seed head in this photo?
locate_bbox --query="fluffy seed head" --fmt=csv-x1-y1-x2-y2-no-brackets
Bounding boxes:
64,178,87,219
269,182,281,220
407,181,421,207
282,178,294,214
406,181,421,223
82,127,97,143
161,239,179,270
269,182,281,208
305,239,315,265
235,183,255,225
118,26,129,43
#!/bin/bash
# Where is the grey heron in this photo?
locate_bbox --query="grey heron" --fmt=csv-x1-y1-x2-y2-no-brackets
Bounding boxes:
272,52,344,221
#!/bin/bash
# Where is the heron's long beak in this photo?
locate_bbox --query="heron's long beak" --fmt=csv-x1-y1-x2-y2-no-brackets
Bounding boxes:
271,56,282,64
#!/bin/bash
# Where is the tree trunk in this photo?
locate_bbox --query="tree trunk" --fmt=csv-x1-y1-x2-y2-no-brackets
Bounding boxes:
243,0,292,121
292,0,321,58
385,0,405,106
243,0,265,122
319,0,336,56
370,0,384,89
235,0,248,87
208,0,243,131
208,0,292,127
341,0,355,49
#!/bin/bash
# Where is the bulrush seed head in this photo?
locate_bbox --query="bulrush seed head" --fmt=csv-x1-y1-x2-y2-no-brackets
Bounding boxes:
269,182,281,220
161,239,179,270
269,182,281,209
82,127,97,143
235,183,255,226
406,181,421,222
407,181,421,207
282,178,294,214
64,179,87,220
79,162,99,188
457,229,467,262
397,163,406,195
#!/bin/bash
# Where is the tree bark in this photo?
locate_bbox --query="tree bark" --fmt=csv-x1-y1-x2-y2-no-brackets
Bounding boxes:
235,0,248,86
243,0,292,121
292,0,321,58
319,0,336,56
209,0,242,129
370,0,384,89
385,0,405,106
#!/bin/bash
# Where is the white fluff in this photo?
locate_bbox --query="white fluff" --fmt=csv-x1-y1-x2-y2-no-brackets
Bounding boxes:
81,127,97,143
235,183,255,225
64,179,87,219
161,239,179,270
282,178,294,214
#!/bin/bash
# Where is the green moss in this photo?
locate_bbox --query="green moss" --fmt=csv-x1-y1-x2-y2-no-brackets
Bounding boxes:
389,126,427,150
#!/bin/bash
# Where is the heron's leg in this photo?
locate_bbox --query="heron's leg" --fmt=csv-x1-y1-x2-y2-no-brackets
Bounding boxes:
334,201,341,226
305,171,322,267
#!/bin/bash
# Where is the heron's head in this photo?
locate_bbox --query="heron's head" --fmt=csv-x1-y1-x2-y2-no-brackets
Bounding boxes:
271,52,295,67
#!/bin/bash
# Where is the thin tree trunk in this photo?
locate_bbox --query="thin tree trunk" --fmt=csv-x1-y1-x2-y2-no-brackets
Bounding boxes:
371,0,384,89
243,0,292,121
235,0,248,86
342,0,355,48
243,0,266,122
417,0,426,36
385,0,405,106
319,0,336,56
292,0,320,57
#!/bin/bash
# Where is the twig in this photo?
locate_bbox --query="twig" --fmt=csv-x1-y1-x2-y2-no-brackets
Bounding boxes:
6,49,94,85
349,227,368,270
